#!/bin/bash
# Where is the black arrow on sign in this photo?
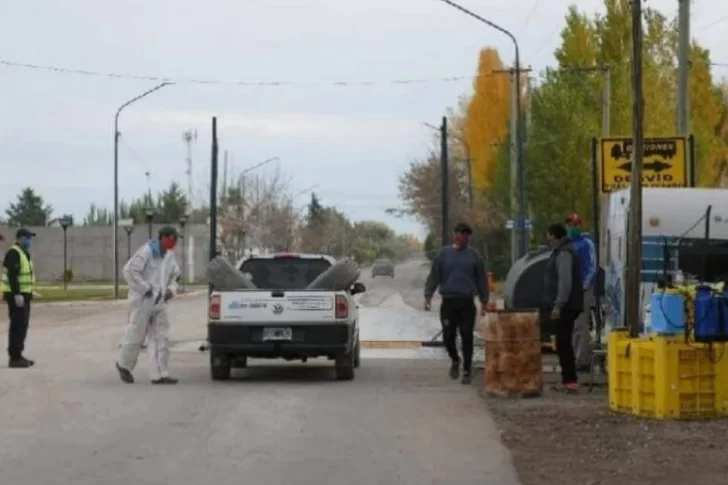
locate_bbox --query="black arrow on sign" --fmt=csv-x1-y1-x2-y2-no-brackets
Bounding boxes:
616,160,672,173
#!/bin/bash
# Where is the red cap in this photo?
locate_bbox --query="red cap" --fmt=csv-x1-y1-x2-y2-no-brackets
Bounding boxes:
566,212,582,225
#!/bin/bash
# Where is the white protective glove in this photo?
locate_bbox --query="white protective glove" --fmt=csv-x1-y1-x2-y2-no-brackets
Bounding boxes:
13,294,24,307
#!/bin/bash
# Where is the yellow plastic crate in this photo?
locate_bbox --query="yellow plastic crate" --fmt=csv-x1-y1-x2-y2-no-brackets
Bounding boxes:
608,333,728,420
607,330,633,412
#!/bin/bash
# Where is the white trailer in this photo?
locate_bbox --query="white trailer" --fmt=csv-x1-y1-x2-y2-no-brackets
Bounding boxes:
603,187,728,332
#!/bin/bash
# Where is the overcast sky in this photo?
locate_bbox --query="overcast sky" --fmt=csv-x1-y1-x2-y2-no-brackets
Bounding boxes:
2,0,726,236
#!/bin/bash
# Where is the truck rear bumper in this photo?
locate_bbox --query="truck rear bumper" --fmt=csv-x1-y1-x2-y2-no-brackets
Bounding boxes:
207,322,355,357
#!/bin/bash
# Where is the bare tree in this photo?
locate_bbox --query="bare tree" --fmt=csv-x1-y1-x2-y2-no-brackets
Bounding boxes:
217,165,296,259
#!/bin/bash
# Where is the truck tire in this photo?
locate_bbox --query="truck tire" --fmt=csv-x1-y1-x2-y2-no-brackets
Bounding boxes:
307,258,361,291
335,350,355,380
210,351,231,381
353,338,361,368
232,356,248,369
207,256,257,291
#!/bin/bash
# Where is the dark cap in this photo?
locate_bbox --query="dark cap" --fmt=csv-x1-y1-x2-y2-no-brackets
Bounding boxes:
158,225,178,238
453,222,473,235
16,228,36,239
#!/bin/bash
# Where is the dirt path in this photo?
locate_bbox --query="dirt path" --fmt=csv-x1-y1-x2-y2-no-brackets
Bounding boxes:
486,358,728,485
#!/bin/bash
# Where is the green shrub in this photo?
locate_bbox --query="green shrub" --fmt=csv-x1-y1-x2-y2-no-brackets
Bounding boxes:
63,267,74,284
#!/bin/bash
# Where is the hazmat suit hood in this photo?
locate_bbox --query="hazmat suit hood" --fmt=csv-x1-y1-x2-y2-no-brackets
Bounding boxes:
148,238,163,258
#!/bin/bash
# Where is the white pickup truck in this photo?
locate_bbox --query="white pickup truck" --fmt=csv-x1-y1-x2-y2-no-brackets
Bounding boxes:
207,253,366,381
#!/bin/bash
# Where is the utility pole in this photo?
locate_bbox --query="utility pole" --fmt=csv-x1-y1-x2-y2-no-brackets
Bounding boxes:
602,67,612,137
626,0,645,337
209,117,219,266
509,69,518,266
526,76,533,138
441,116,450,246
182,129,197,214
495,67,532,264
677,0,690,135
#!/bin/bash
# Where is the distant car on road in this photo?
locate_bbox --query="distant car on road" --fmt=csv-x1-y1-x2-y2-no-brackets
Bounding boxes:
371,258,395,278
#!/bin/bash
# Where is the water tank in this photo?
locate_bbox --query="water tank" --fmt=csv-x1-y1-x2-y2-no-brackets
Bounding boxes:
502,246,551,310
502,246,605,310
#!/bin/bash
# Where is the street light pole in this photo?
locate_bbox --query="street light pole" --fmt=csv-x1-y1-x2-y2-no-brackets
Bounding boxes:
113,81,172,300
124,225,134,261
60,216,72,291
437,0,525,256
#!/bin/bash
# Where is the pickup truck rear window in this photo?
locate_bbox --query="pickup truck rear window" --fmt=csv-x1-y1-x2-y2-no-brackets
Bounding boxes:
239,258,331,289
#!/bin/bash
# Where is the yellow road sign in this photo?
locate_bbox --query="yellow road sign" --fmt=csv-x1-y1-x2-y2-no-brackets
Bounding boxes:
600,137,688,193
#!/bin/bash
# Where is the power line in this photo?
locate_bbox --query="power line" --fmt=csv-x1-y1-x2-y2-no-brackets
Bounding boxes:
696,13,728,31
517,0,540,35
0,59,473,87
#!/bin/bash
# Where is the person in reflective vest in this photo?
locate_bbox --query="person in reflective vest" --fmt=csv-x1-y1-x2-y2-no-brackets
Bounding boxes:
2,228,36,368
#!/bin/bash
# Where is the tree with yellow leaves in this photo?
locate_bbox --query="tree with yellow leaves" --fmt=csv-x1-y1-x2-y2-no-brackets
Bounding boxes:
463,48,511,192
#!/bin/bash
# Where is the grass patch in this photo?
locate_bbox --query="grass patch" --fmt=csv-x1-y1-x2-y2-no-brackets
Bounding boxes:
33,286,128,302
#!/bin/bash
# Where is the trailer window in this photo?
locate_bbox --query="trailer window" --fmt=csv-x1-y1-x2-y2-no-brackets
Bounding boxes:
239,258,331,289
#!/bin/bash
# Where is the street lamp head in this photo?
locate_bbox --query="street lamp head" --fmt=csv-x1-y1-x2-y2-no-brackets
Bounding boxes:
60,215,73,230
144,208,155,224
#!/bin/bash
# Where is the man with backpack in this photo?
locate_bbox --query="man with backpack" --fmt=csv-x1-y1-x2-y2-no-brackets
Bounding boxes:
565,213,597,372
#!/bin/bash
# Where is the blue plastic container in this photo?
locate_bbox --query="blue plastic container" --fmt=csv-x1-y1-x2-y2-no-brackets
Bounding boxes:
693,287,728,342
650,292,685,334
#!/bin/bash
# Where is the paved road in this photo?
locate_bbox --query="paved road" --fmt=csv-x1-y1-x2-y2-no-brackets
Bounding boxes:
0,259,520,485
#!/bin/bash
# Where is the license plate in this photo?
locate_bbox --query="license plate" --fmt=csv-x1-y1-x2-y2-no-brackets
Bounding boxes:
262,327,293,341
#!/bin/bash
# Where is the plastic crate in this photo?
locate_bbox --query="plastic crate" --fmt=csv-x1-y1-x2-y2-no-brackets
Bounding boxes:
607,330,633,412
608,332,728,420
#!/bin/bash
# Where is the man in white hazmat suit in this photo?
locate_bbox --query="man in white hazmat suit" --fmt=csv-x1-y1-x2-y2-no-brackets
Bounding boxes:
116,226,181,385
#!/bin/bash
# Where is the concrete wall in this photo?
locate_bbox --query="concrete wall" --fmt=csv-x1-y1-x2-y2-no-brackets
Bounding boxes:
0,224,211,283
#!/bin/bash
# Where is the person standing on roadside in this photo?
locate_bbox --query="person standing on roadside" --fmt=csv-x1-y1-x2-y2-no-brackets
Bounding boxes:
542,223,583,393
564,212,597,372
116,226,181,385
1,228,37,368
424,222,489,385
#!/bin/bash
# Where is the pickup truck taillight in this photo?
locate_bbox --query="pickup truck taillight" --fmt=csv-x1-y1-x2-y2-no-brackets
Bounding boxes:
209,295,221,320
335,295,348,319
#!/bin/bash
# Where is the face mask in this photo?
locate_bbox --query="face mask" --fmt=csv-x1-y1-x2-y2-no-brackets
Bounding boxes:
160,237,177,252
21,238,33,249
566,226,582,238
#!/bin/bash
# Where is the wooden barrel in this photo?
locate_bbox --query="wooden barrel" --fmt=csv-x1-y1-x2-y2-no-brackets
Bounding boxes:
483,309,542,398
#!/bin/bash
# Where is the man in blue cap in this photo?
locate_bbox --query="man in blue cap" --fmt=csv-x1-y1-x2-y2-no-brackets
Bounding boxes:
2,228,37,368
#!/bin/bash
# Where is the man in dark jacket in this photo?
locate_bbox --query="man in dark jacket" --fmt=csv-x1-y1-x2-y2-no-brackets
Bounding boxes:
2,228,36,368
424,222,489,385
542,223,583,392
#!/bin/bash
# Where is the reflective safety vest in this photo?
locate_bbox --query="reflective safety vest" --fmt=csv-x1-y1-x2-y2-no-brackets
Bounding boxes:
1,245,35,294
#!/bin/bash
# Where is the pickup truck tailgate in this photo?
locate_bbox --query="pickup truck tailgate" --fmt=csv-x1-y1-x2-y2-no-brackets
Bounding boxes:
219,291,336,322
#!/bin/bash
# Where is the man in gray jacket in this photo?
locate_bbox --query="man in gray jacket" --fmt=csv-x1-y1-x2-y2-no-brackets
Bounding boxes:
424,223,489,384
542,223,584,393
